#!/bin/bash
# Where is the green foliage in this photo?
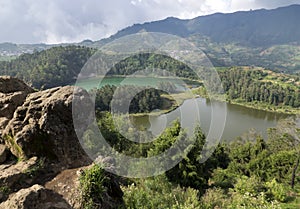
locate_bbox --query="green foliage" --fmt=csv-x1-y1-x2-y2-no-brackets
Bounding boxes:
266,179,288,202
0,185,10,197
0,45,95,89
92,85,171,114
200,187,230,209
122,175,201,209
147,120,182,156
3,134,24,160
79,164,108,209
229,191,281,209
108,53,197,79
23,157,45,178
219,67,300,108
164,125,230,194
88,112,299,208
231,175,265,196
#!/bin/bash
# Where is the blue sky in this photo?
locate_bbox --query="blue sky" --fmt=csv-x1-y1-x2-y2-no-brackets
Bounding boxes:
0,0,299,43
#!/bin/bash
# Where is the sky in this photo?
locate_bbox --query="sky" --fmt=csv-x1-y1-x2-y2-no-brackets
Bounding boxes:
0,0,299,44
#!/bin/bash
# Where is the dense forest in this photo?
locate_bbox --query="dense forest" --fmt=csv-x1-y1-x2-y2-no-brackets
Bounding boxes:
108,53,197,79
80,112,300,208
219,67,300,108
0,46,95,89
92,84,174,114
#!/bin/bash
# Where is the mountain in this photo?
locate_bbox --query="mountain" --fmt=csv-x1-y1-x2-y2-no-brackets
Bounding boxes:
0,43,52,59
1,5,300,76
107,5,300,47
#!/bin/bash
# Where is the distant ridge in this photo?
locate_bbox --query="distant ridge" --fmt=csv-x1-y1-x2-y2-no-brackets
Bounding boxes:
106,4,300,47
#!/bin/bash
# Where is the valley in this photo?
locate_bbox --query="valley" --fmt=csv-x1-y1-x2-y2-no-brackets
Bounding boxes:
0,4,300,209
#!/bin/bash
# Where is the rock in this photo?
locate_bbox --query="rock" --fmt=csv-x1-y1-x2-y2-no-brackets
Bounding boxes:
2,86,93,167
0,76,34,120
0,144,7,163
0,77,107,208
45,167,87,208
45,165,124,209
0,184,72,209
0,76,34,94
0,76,34,138
0,157,38,188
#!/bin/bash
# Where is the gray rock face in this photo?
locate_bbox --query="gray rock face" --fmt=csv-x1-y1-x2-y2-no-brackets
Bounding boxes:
0,76,34,136
0,184,72,209
0,76,34,94
2,85,93,167
0,157,39,202
0,77,120,208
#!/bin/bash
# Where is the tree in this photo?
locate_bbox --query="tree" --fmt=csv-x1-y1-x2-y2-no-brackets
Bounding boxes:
268,117,300,188
161,125,229,194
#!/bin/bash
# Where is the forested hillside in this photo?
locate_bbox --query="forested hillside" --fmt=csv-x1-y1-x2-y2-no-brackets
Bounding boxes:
0,45,95,89
108,53,197,79
188,34,300,74
219,67,300,109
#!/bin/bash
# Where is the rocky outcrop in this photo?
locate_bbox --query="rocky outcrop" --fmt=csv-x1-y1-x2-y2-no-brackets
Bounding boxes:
2,85,92,167
0,157,38,188
0,184,72,209
0,76,101,208
0,76,125,208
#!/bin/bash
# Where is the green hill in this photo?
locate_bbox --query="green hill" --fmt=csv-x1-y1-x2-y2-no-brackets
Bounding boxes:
0,45,95,89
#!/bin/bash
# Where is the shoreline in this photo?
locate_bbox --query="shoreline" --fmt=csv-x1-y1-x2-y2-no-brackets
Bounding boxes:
80,76,299,116
131,90,299,118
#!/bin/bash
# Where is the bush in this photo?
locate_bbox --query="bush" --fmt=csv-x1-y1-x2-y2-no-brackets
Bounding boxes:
201,187,230,209
79,164,108,209
122,175,201,209
266,179,288,202
232,175,266,196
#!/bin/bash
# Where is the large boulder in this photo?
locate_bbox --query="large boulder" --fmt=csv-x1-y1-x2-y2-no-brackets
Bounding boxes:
2,86,93,167
0,184,72,209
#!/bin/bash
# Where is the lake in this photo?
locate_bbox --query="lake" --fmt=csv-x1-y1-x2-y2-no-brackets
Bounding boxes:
132,98,291,141
77,77,291,141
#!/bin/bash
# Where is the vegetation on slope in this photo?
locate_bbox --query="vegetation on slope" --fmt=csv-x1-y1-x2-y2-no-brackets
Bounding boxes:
82,112,300,208
218,67,300,113
0,45,96,89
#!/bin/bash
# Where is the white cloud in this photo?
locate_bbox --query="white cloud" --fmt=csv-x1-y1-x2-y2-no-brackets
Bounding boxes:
0,0,298,43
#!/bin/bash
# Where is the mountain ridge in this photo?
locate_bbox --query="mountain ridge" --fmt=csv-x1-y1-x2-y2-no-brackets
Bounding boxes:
106,4,300,47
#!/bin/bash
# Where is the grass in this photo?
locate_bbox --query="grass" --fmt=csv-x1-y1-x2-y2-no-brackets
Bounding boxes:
3,134,24,160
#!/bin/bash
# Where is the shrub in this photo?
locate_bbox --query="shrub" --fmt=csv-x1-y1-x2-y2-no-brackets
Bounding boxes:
79,164,108,209
122,175,201,209
266,179,288,202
